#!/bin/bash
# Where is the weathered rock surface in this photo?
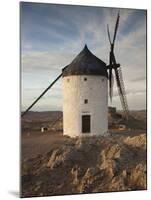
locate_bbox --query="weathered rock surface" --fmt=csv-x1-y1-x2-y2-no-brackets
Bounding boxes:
123,134,146,148
21,134,147,197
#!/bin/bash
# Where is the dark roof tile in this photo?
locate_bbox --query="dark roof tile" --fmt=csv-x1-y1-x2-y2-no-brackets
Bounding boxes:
62,45,108,77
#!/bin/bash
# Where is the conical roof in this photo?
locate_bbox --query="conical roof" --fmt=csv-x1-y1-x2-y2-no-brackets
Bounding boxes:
62,45,108,77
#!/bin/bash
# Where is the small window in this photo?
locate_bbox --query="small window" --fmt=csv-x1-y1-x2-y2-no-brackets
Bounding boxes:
84,77,87,81
84,99,88,104
67,78,70,82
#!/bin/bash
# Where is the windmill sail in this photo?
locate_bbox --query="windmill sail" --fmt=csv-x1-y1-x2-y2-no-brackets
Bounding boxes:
112,12,120,45
21,73,62,117
115,66,129,119
107,11,129,120
107,12,120,101
107,24,111,45
112,51,129,120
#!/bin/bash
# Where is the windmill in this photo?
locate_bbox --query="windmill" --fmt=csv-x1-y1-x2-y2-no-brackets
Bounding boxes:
21,12,129,136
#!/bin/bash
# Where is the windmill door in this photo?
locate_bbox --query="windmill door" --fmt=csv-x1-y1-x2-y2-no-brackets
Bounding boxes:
82,115,91,133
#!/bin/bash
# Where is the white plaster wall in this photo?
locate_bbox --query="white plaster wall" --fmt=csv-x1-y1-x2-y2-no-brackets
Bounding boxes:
62,75,108,137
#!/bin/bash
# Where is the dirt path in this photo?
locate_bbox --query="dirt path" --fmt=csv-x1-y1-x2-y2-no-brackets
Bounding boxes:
21,130,145,161
21,131,71,161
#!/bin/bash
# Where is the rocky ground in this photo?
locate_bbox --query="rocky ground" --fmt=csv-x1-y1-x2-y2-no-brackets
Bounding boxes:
21,132,147,197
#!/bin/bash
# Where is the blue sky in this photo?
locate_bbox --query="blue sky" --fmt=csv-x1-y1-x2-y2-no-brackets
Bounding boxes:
21,2,146,111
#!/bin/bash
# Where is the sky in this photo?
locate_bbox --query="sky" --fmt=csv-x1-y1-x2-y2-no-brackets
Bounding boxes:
21,2,147,111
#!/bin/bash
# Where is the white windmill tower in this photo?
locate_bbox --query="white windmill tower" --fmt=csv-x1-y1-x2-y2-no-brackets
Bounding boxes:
22,13,129,138
62,45,108,137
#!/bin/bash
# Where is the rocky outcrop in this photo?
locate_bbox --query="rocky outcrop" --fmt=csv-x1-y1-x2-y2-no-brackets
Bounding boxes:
123,134,146,148
21,134,147,197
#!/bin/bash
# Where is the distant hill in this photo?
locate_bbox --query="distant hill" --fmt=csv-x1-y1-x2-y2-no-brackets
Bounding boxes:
21,111,62,122
21,111,63,132
21,110,146,132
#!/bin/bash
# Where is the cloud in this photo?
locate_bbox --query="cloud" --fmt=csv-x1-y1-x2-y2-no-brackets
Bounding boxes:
21,51,74,73
130,76,146,82
21,3,146,111
113,88,146,97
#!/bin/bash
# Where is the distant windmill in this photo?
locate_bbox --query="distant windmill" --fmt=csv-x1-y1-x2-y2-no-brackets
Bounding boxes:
22,12,129,137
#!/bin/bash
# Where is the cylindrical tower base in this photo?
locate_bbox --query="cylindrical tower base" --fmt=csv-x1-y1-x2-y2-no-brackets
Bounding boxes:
63,75,108,137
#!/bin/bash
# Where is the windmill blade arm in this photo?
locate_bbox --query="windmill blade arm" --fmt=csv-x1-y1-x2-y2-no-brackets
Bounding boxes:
109,68,114,101
107,24,112,45
112,12,120,47
118,67,129,114
109,77,114,102
108,47,115,101
108,12,120,100
114,67,129,119
21,73,62,117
